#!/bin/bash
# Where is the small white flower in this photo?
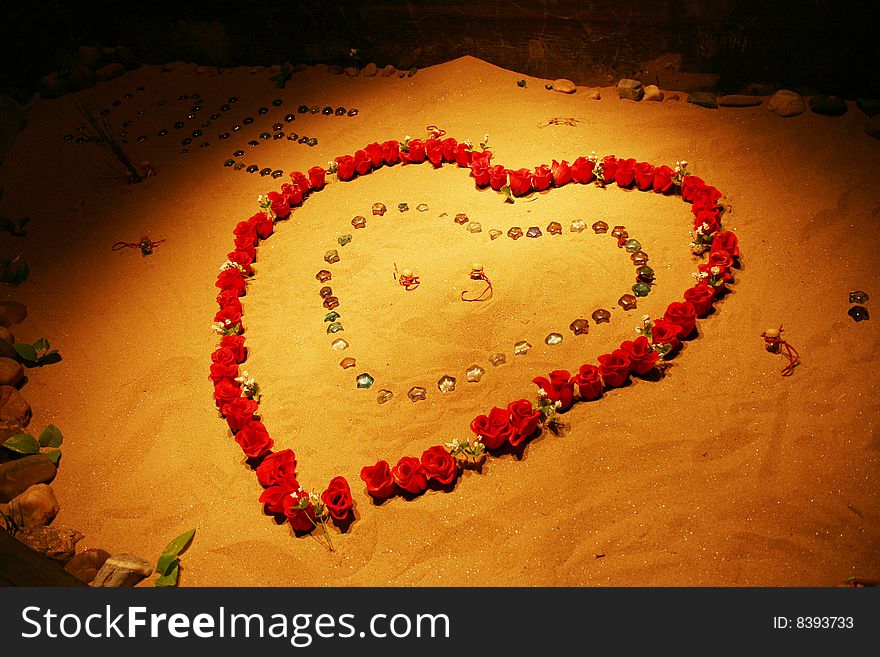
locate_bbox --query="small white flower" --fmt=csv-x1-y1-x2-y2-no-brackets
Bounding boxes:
711,266,720,275
537,388,547,398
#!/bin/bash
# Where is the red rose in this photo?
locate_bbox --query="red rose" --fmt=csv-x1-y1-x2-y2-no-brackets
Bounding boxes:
211,346,237,367
364,142,384,167
265,192,290,219
213,379,241,407
454,142,472,167
259,480,296,515
217,288,243,312
597,350,631,387
508,168,533,196
441,137,458,162
226,249,253,276
691,185,722,213
256,449,297,487
321,476,354,521
234,419,273,458
221,395,259,432
470,406,515,450
532,164,553,191
507,399,541,446
233,234,255,251
420,445,459,485
684,284,716,316
693,208,721,234
651,318,682,353
614,158,637,188
532,370,575,411
288,171,309,190
571,364,604,401
220,335,247,363
634,162,655,191
619,336,659,375
360,460,396,498
381,140,400,165
488,165,508,190
653,165,675,193
216,268,246,296
250,212,274,240
571,156,595,183
698,263,731,287
391,456,428,494
335,155,356,181
601,155,619,182
214,306,242,327
550,159,572,186
425,138,444,166
286,489,317,533
470,163,490,187
403,138,426,163
663,301,697,337
708,250,734,271
470,150,492,168
681,175,705,202
209,359,238,384
307,165,326,191
354,149,372,175
711,231,739,258
233,220,257,247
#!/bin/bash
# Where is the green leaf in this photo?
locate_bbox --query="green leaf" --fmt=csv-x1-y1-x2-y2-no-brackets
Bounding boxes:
156,553,178,576
162,528,196,556
34,338,48,352
46,449,62,465
155,562,180,587
39,425,63,448
12,343,37,363
3,433,40,455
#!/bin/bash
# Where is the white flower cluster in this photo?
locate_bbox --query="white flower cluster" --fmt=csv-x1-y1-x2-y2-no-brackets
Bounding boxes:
211,318,235,335
219,260,246,274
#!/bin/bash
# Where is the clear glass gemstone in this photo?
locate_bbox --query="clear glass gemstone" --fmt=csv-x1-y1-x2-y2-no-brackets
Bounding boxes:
466,365,486,382
489,229,502,240
327,322,344,333
324,249,340,264
377,389,394,404
488,353,506,366
526,226,542,238
356,373,374,388
416,203,429,212
545,332,563,346
337,234,352,247
408,386,427,401
467,222,482,233
371,203,386,216
618,294,638,310
340,357,356,369
331,338,348,350
513,341,532,355
570,219,587,233
324,311,340,322
437,375,457,393
569,319,589,335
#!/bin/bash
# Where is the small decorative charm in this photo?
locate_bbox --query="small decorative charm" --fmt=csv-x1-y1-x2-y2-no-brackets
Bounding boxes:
488,353,507,367
848,306,870,322
545,332,563,346
632,282,651,297
761,326,801,376
340,357,356,369
398,203,409,212
507,226,524,240
570,220,587,233
467,222,482,233
569,318,590,335
324,249,340,264
849,290,869,304
591,220,609,234
326,322,344,334
324,311,340,322
636,265,655,282
112,236,166,257
546,221,563,235
437,375,457,393
323,296,340,310
624,238,642,253
319,286,334,298
331,338,349,350
526,226,543,238
461,263,493,302
351,215,367,229
610,225,628,239
466,365,486,382
489,229,503,240
395,265,420,291
356,373,375,389
454,213,469,225
371,203,386,216
416,203,429,212
338,234,352,247
407,386,427,402
631,251,649,266
377,389,394,404
513,340,532,355
618,294,638,311
591,308,611,324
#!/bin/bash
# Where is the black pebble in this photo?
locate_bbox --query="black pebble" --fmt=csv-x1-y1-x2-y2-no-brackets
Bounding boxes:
100,108,111,116
310,106,319,114
259,132,271,140
258,106,269,114
219,132,230,140
112,100,122,107
201,121,211,128
63,134,73,141
298,136,308,144
234,163,245,170
186,114,195,120
174,121,184,129
228,96,238,103
220,104,231,112
75,136,87,144
233,149,245,157
137,135,147,142
158,100,167,107
287,133,299,141
232,125,241,132
119,130,127,138
273,132,284,139
124,93,133,99
335,107,345,116
248,140,259,146
259,167,272,176
224,159,235,167
307,137,317,147
246,164,258,173
298,105,308,113
849,306,870,322
284,113,295,122
271,170,284,178
182,137,192,145
273,123,283,131
158,129,169,136
272,98,282,106
192,129,203,137
210,113,220,120
347,108,358,117
199,142,210,148
322,106,333,115
179,94,189,100
243,117,254,125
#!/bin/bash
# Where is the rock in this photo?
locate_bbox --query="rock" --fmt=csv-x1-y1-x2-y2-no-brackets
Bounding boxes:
0,454,56,502
65,548,111,584
361,62,378,77
688,91,718,108
0,301,26,327
0,385,31,428
8,483,58,527
617,78,644,101
666,93,680,101
95,63,125,82
718,94,763,107
643,84,664,101
328,64,344,75
586,89,601,100
551,78,576,93
856,98,880,116
344,66,359,77
865,115,880,139
381,65,396,77
747,82,778,96
91,554,153,587
16,526,83,564
0,358,23,387
76,45,107,70
0,327,13,344
38,72,69,99
767,89,805,117
809,95,847,116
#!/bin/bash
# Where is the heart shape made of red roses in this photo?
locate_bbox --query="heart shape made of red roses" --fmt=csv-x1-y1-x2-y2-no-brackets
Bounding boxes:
211,136,738,536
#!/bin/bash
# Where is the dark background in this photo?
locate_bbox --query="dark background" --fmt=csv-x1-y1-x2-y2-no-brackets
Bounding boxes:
1,0,879,98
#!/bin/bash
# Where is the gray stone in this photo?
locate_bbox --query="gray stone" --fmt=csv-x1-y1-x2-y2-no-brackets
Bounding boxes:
856,98,880,117
361,62,378,77
0,385,31,428
688,92,718,108
38,72,69,99
809,95,847,116
95,63,125,82
552,78,576,93
617,78,644,101
327,64,344,75
0,454,56,502
7,483,58,527
767,89,805,117
865,115,880,139
718,94,763,107
65,548,111,584
643,84,664,101
16,526,83,564
0,357,23,387
381,65,396,77
91,554,153,587
0,301,26,327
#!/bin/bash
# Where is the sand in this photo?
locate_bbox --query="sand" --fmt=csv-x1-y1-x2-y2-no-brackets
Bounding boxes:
1,56,877,586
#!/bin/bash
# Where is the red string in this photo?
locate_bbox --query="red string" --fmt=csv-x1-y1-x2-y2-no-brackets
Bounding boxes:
461,270,493,302
426,125,446,139
399,274,420,291
762,326,800,376
112,236,165,254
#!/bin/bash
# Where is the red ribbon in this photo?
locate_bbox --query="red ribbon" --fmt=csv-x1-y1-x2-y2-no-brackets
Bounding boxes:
426,125,446,139
112,236,165,256
762,326,800,377
461,270,493,302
